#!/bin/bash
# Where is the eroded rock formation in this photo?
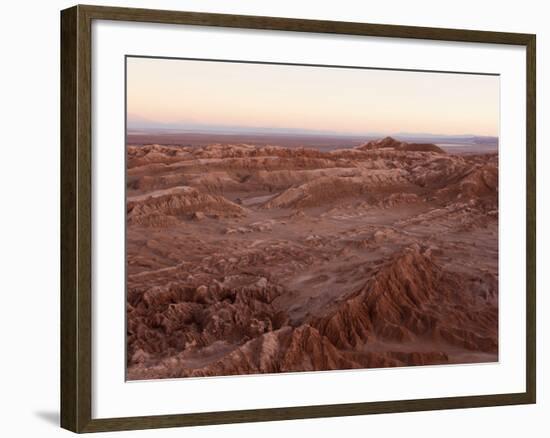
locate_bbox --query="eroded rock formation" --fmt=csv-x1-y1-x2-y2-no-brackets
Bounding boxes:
126,139,499,380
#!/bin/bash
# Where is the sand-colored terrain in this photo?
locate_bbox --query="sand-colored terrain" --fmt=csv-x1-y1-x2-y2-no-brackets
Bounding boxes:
126,137,498,380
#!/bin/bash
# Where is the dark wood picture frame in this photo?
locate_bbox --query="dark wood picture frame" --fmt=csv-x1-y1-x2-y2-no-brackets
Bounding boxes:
61,4,536,433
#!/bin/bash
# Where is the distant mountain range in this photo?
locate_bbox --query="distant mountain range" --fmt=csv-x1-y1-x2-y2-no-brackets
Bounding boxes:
392,133,498,145
127,119,369,137
127,120,498,146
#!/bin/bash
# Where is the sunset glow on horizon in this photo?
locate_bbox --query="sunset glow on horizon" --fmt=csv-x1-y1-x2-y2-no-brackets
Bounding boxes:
126,57,500,137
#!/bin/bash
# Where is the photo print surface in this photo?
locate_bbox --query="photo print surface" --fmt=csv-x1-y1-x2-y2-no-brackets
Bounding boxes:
125,56,499,381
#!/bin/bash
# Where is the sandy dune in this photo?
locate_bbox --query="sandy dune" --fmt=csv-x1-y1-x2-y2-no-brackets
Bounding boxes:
126,137,498,380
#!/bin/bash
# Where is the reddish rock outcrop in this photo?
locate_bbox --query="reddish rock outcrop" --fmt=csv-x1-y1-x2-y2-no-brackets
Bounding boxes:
359,136,445,154
127,186,246,226
313,245,497,354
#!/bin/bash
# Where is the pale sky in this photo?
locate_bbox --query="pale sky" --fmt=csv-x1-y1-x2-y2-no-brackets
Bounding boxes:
126,57,499,137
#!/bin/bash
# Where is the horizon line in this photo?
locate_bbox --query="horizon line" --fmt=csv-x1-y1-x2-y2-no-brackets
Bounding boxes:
126,124,499,139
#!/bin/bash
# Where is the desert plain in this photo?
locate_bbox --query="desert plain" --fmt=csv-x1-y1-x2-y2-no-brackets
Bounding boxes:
126,136,498,380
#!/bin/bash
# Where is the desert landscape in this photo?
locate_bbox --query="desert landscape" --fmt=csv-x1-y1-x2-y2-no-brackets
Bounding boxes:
126,136,498,380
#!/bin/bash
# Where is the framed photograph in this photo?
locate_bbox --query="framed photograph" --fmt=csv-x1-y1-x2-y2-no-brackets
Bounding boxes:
60,4,536,433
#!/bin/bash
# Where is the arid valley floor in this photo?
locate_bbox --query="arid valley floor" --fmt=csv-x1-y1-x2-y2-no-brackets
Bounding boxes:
126,137,498,380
